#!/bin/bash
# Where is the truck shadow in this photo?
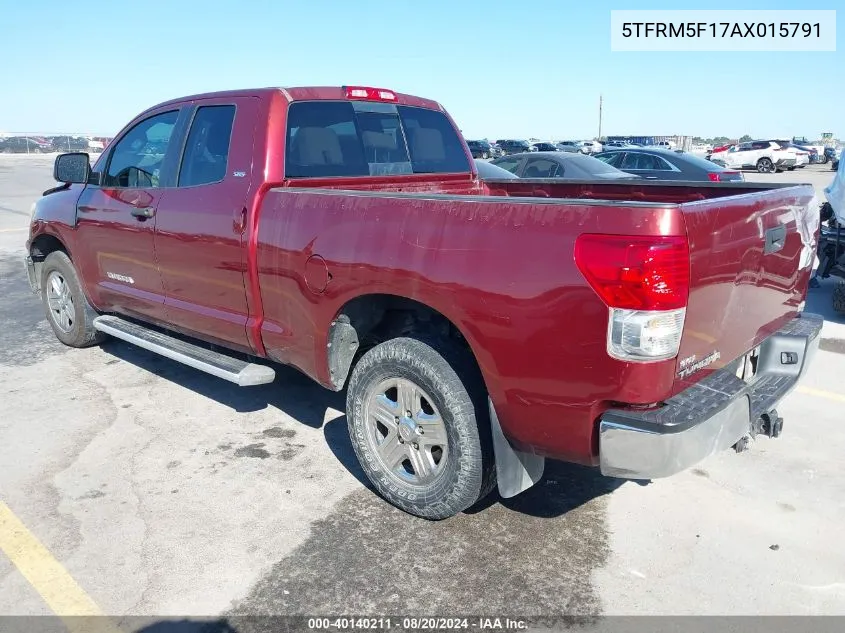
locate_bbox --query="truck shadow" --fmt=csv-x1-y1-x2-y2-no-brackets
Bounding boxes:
102,340,628,519
100,340,346,429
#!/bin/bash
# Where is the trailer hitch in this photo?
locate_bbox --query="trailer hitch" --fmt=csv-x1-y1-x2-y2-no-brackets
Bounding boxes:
734,408,784,453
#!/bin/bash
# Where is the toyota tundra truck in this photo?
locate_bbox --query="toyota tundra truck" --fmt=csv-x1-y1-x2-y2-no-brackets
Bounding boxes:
26,86,822,519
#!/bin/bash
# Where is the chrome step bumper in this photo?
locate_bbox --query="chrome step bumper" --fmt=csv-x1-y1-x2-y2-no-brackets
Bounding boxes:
599,313,823,480
93,315,275,387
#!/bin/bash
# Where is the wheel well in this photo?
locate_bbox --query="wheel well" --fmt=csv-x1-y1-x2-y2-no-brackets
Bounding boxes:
327,294,479,391
28,235,69,292
30,234,68,260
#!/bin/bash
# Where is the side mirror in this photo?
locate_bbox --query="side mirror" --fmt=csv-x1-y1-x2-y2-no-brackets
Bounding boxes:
54,152,91,184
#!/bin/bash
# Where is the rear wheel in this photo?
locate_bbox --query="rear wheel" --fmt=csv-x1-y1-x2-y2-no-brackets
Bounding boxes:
833,281,845,315
820,154,828,165
346,336,495,520
40,251,105,348
756,157,775,173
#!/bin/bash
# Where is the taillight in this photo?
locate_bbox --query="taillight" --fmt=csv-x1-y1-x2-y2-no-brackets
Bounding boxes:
711,171,742,182
575,234,690,362
344,86,398,102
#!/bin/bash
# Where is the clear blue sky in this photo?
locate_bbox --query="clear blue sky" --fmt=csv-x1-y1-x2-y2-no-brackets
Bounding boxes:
1,0,840,139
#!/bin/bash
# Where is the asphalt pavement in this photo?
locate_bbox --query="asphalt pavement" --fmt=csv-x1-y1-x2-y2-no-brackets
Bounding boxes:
1,156,844,628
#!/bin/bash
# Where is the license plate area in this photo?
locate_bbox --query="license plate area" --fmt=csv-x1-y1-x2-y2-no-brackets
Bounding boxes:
735,347,760,384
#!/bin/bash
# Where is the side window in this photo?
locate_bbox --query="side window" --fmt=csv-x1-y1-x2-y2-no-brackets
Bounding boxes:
595,152,622,167
752,141,769,151
652,156,675,171
620,152,653,170
178,105,236,187
104,111,179,188
523,158,557,178
492,158,520,174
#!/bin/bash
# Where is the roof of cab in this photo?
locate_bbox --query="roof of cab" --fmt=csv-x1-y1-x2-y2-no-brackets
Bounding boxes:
142,86,442,115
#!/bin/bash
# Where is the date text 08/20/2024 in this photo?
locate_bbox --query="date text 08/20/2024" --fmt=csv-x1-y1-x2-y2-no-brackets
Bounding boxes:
307,617,528,630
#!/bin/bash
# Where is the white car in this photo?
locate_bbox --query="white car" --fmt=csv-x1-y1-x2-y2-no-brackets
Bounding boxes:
773,141,809,168
574,140,601,154
653,140,676,150
709,140,797,173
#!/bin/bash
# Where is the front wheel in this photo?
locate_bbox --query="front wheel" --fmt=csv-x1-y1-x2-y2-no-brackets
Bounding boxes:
346,336,495,520
40,251,105,348
757,157,775,173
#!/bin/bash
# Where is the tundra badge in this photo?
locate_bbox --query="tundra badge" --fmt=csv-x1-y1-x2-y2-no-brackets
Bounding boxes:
677,350,721,379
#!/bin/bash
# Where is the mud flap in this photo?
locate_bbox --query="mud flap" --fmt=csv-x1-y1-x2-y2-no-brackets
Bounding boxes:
488,399,544,498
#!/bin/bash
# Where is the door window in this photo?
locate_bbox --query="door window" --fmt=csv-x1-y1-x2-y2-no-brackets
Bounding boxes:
491,157,521,174
595,152,623,167
178,105,236,187
104,111,179,188
620,152,661,170
523,158,560,178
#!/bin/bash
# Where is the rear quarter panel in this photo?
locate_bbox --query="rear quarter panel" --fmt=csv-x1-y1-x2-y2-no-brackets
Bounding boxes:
255,189,687,464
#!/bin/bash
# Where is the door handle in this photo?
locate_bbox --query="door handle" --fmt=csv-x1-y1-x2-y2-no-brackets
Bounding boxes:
130,207,155,219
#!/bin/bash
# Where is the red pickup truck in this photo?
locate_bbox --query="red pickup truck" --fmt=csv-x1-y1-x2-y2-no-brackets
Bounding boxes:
26,86,822,519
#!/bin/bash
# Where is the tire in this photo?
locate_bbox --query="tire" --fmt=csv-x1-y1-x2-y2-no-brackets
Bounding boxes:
757,157,775,173
820,154,828,165
833,281,845,315
40,251,105,348
346,336,495,520
787,166,795,171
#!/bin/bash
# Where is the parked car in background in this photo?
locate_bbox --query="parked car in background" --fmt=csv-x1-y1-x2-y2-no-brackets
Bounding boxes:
490,151,639,180
466,140,497,159
49,136,91,152
652,141,675,150
474,159,519,180
531,141,561,152
594,148,744,182
0,136,54,153
604,140,640,149
556,140,583,153
772,141,809,168
793,144,819,164
496,139,534,155
709,140,796,173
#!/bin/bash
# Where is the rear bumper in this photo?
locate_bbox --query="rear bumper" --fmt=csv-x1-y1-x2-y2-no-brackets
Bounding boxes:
775,157,797,168
599,313,823,479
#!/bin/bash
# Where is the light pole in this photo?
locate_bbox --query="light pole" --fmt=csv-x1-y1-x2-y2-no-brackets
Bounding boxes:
598,94,603,140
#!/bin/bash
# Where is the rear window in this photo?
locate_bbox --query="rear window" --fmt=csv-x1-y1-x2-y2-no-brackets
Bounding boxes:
285,100,470,178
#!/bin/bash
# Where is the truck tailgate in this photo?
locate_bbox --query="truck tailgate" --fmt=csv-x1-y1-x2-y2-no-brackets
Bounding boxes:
674,185,818,391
